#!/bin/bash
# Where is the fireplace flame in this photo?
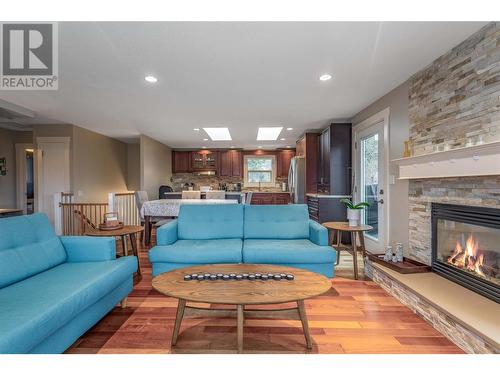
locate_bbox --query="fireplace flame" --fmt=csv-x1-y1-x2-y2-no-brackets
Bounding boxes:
447,234,485,276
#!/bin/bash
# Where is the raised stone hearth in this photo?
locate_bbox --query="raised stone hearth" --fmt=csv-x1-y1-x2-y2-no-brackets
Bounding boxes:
365,261,499,354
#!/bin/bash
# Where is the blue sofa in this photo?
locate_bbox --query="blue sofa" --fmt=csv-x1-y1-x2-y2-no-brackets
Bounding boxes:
0,213,137,354
149,204,336,277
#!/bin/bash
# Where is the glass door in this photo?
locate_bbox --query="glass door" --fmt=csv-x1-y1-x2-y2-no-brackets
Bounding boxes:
355,121,386,252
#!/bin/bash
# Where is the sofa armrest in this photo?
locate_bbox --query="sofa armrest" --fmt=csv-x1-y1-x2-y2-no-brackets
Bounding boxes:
309,220,328,246
156,219,178,245
61,236,116,262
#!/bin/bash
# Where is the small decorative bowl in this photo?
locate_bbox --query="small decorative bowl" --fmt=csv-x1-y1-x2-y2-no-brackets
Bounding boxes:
286,274,294,280
197,275,204,280
248,274,256,280
273,274,282,280
236,274,243,280
216,273,224,279
222,275,230,280
184,275,192,281
261,274,269,280
209,274,217,280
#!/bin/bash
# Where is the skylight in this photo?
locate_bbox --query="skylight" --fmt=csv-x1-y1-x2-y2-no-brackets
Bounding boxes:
203,127,232,141
257,127,283,141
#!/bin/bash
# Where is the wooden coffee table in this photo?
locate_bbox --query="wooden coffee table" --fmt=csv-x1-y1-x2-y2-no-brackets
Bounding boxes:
152,264,331,353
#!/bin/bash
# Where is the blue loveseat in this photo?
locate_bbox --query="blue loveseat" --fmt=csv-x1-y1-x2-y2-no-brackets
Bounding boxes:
0,213,137,354
149,204,336,277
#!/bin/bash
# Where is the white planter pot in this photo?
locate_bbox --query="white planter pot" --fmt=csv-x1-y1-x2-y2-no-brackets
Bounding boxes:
347,208,361,227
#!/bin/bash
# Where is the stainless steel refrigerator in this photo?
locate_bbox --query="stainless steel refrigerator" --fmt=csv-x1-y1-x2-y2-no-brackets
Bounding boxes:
288,156,306,204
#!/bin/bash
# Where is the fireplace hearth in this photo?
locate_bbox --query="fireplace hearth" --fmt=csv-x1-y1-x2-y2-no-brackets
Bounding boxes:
432,203,500,303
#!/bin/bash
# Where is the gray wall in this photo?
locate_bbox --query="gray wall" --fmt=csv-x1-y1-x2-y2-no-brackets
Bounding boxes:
350,80,410,249
140,135,172,200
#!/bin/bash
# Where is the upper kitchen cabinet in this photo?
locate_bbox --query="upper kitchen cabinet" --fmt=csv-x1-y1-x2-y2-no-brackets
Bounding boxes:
219,150,243,177
295,133,319,195
172,151,191,173
317,123,352,195
191,150,218,170
276,149,295,178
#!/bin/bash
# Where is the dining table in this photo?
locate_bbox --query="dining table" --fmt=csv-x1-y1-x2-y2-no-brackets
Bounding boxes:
141,199,239,245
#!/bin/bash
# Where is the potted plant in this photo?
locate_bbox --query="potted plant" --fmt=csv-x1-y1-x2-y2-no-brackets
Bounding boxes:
340,199,369,227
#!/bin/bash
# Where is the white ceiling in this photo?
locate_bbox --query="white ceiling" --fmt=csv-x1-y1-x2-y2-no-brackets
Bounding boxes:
0,22,486,148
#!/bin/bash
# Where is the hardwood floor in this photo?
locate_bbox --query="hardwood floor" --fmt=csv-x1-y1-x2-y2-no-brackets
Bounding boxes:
65,233,463,354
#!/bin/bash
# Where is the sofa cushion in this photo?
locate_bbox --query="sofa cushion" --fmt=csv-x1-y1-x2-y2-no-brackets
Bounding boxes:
242,239,336,264
0,213,67,289
149,239,243,264
178,204,244,240
0,256,136,354
244,204,310,239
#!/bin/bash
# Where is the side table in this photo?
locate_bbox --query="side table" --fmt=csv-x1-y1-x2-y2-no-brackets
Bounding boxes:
84,225,144,275
322,221,373,280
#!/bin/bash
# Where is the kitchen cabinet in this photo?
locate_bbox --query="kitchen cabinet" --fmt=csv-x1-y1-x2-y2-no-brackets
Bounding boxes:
219,150,243,177
172,151,191,173
250,192,291,205
191,150,218,170
295,133,319,197
276,149,295,178
317,123,352,195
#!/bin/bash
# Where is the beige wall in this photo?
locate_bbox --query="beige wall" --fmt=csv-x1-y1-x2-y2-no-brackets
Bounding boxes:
140,135,172,200
350,81,410,249
0,128,33,208
126,143,140,191
72,126,128,202
32,124,129,203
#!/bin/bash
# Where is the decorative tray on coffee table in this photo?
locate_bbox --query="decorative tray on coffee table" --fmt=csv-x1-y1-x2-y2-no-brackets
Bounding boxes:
366,252,431,274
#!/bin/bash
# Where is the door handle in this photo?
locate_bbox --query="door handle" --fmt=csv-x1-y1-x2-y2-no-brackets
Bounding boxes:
377,199,384,204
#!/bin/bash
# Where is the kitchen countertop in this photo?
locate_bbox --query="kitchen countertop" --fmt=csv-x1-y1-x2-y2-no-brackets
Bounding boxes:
306,193,352,199
166,191,244,195
242,191,290,194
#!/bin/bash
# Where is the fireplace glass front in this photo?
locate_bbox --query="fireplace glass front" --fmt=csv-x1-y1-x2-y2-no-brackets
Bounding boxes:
432,203,500,303
436,219,499,287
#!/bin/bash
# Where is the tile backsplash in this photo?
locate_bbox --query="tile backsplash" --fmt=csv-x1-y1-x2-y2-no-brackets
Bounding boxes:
171,173,288,192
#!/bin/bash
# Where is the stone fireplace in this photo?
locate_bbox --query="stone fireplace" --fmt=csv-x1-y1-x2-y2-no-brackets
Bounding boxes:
431,203,500,302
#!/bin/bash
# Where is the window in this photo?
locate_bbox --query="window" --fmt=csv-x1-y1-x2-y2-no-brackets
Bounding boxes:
244,155,276,187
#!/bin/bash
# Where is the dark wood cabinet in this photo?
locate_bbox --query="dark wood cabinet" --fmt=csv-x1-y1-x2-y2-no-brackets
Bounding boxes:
250,192,291,205
317,123,352,195
172,151,191,173
295,133,319,197
191,150,218,171
219,150,243,177
276,150,295,178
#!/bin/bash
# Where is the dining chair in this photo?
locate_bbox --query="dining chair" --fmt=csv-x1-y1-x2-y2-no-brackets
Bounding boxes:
182,190,201,199
205,190,226,199
245,191,253,205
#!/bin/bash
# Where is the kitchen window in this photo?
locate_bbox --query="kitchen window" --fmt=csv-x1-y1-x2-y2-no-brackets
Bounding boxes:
244,155,276,187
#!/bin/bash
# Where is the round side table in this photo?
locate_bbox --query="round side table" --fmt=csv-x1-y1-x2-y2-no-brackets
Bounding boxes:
85,225,143,275
322,222,373,280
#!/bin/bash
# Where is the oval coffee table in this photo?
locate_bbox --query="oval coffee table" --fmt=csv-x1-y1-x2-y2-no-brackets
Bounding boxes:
152,264,331,353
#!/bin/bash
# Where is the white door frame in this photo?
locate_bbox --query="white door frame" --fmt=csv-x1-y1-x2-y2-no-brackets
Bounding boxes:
35,137,71,214
15,143,33,214
352,107,390,252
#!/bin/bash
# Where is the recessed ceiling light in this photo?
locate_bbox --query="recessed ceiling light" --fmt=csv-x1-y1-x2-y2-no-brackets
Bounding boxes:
203,127,232,141
257,127,283,141
230,146,235,149
202,146,207,149
203,138,208,141
280,138,285,141
144,75,158,83
286,145,291,148
193,128,200,131
319,74,332,81
258,146,263,149
286,127,293,131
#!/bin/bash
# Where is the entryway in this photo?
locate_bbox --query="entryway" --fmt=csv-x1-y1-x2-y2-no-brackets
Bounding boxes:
35,137,71,227
352,108,389,253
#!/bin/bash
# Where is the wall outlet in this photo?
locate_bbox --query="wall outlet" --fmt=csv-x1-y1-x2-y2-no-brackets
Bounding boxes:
389,175,396,185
